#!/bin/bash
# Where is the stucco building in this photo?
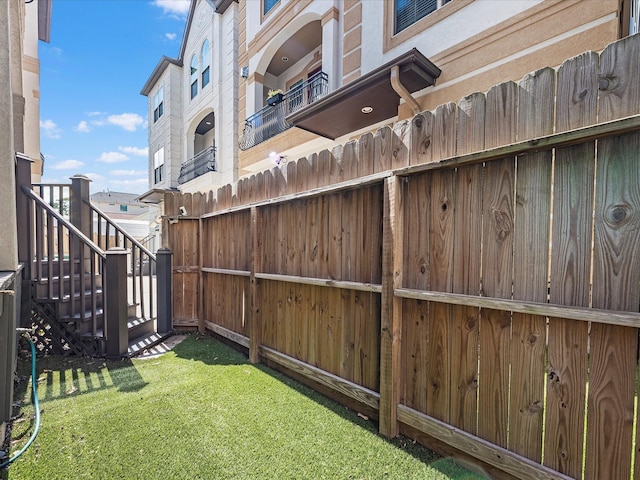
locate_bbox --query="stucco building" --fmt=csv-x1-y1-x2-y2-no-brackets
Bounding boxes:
0,0,51,443
140,0,639,198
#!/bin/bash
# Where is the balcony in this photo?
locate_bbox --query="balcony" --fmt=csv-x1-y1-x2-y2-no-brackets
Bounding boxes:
239,71,328,151
178,146,216,185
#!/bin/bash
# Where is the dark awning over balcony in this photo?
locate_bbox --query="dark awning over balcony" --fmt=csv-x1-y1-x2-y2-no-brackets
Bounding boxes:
286,49,440,140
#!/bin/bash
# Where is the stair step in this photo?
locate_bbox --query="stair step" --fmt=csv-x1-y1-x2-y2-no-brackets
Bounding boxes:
35,274,103,299
127,316,155,340
128,332,173,357
39,288,103,303
59,308,104,323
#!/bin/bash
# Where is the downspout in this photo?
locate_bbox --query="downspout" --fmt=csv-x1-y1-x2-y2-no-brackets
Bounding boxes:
390,65,422,116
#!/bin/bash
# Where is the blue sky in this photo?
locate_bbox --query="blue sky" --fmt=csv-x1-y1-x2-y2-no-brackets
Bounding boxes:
40,0,190,195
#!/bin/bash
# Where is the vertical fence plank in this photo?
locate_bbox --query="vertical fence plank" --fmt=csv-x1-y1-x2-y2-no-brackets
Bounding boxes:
450,91,485,434
410,111,434,166
598,34,640,122
374,126,393,173
508,68,555,462
478,81,517,449
586,133,640,480
342,140,359,181
392,120,411,169
431,103,457,162
358,132,374,176
544,51,597,478
425,169,454,423
585,35,640,480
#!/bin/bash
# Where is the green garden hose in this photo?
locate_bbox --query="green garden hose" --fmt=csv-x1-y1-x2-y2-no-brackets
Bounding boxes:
0,335,40,469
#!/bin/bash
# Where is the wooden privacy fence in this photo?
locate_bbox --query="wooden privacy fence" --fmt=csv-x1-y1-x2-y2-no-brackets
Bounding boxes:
164,35,640,480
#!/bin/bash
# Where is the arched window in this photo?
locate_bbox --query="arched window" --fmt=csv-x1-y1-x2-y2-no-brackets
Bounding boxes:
201,39,210,88
190,54,198,99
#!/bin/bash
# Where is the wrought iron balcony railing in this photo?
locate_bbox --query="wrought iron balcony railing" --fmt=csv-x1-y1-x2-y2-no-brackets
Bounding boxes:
239,71,328,151
178,146,216,185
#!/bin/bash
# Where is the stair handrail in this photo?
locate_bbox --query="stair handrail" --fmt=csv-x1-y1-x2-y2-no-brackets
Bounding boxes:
22,186,106,259
23,185,106,341
87,200,157,321
86,200,156,260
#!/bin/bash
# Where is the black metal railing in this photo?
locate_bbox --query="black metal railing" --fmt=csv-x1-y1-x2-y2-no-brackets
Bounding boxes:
239,71,328,151
178,146,216,184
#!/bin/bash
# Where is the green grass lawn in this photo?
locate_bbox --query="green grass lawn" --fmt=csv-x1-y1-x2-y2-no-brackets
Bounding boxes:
3,334,485,480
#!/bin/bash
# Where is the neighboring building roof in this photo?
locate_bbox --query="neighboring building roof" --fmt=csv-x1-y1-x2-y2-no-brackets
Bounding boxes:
91,191,147,206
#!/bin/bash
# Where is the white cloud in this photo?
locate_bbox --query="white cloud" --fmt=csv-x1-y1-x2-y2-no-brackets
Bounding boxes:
112,178,149,186
165,32,177,41
51,159,85,170
110,169,147,176
152,0,190,16
46,46,63,57
74,120,90,133
107,113,144,132
87,111,105,117
85,172,105,183
96,151,129,163
118,146,148,157
40,119,61,139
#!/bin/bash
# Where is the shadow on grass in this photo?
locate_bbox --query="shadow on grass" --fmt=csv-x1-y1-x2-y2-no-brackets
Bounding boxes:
172,333,487,479
170,332,250,366
13,352,147,406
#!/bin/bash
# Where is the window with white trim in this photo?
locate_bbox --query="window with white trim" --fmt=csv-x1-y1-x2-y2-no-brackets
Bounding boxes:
263,0,279,16
394,0,451,34
153,87,164,123
190,55,198,99
201,39,210,88
153,146,164,184
632,0,640,34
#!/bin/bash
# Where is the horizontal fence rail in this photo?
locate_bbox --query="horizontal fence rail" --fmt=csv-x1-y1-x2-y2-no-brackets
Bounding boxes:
165,35,640,480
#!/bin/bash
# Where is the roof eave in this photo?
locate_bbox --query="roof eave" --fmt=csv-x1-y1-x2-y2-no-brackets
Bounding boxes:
140,56,182,96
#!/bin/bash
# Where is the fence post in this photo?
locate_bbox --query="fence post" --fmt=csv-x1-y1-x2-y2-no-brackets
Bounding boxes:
0,277,18,436
105,247,128,358
156,248,173,334
379,175,404,438
15,154,33,326
70,174,93,276
249,206,262,364
70,174,92,238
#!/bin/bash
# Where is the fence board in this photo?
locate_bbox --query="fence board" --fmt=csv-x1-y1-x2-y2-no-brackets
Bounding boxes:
425,169,454,423
544,50,597,477
404,174,430,290
374,126,393,173
586,131,640,480
358,132,374,176
401,298,428,413
507,68,554,462
598,34,640,123
410,111,434,166
478,81,517,449
450,91,485,433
